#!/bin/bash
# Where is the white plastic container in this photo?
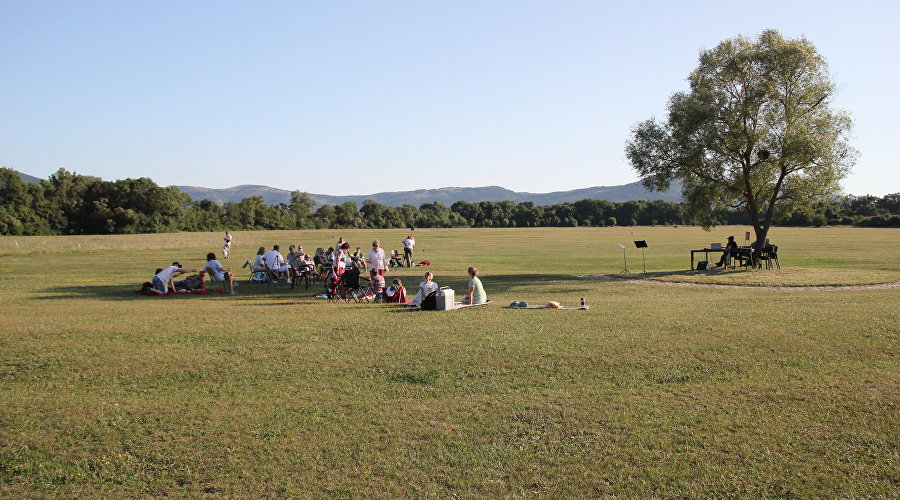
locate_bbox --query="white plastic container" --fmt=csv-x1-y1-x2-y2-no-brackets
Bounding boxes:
436,288,455,311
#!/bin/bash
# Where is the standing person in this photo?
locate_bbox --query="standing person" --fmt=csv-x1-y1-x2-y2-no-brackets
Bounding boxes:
460,267,487,305
223,231,233,259
366,240,388,279
150,262,197,296
205,252,238,295
323,247,335,274
334,242,351,276
402,234,416,267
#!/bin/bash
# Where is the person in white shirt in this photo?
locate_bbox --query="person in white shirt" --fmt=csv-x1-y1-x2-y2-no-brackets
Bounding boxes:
366,240,388,279
334,242,351,276
411,271,438,306
205,252,237,295
253,247,266,270
223,231,233,259
150,262,196,295
263,245,290,278
402,235,416,267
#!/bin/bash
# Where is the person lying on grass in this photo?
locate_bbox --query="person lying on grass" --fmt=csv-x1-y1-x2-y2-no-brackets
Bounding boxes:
173,271,206,291
150,262,197,295
460,266,487,305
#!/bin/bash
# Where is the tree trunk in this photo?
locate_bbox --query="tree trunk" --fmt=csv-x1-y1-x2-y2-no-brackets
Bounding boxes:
753,225,769,267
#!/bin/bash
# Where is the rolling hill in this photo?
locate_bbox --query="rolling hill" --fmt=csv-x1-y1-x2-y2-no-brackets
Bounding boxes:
11,169,682,206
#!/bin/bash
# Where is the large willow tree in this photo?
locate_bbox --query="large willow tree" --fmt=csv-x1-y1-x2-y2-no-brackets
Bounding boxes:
626,29,856,247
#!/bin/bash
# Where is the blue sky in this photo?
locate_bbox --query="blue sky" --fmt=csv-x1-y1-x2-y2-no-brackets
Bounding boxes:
1,1,897,196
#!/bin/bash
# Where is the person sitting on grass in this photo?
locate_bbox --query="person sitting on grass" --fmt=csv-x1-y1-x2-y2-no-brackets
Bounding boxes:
715,236,738,267
150,262,196,295
205,252,237,295
371,273,385,300
411,271,438,307
383,278,407,303
460,266,487,305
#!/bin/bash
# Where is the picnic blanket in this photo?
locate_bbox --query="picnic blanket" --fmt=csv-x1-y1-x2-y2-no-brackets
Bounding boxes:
506,301,589,310
137,282,221,296
399,300,494,310
453,300,494,309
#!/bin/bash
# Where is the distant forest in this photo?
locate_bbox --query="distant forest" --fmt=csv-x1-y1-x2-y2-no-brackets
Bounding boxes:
1,168,898,236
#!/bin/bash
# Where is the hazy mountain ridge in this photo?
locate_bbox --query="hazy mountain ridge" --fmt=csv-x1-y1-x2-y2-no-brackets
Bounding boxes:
175,181,682,207
16,171,42,184
13,169,681,205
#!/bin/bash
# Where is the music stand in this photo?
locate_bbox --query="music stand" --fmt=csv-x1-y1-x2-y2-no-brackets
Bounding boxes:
634,240,648,273
618,243,629,273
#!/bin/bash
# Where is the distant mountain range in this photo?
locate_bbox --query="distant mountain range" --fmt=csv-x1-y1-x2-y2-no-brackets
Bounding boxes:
175,181,682,207
12,169,681,206
16,171,42,184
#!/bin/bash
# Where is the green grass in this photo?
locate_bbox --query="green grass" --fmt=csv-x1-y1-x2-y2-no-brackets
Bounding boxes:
0,227,898,497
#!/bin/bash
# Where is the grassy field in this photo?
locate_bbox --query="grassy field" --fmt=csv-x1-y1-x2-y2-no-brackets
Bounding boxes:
0,226,898,497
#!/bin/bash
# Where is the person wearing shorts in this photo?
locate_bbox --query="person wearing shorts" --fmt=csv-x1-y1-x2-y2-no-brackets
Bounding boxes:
223,231,233,259
150,262,195,295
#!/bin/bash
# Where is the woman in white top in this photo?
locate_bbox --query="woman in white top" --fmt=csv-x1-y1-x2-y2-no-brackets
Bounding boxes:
366,240,388,279
254,247,266,270
411,271,438,307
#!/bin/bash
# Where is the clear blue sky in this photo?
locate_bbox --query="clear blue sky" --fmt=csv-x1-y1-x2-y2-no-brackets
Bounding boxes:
2,1,897,196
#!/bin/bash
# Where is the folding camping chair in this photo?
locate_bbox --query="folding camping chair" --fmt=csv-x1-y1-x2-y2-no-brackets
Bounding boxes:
205,266,234,294
290,260,315,290
264,264,291,291
389,249,404,268
757,245,780,269
337,266,365,302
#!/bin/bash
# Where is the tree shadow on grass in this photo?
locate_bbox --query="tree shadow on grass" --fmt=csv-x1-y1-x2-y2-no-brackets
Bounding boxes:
429,273,593,296
32,283,300,302
33,273,595,302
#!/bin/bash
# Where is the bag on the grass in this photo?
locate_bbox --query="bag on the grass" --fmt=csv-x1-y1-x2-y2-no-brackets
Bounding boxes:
697,261,709,270
420,290,437,310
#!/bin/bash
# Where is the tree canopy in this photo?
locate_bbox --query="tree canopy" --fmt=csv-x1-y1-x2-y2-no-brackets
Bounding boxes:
626,29,857,246
2,166,896,236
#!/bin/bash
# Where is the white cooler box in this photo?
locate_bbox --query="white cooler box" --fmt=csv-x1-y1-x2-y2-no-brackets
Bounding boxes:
436,288,455,311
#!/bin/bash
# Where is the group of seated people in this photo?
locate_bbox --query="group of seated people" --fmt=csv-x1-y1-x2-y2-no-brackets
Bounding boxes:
249,244,317,281
149,237,487,306
150,252,238,295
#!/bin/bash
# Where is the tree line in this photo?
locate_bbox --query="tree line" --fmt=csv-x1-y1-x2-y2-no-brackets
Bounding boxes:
1,167,897,236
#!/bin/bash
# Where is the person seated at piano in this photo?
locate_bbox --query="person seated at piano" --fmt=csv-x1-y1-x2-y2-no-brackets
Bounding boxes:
715,236,738,267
